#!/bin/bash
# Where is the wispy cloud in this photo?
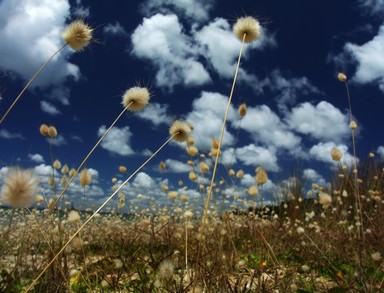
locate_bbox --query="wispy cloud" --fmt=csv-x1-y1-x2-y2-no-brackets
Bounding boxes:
0,129,25,140
40,101,61,116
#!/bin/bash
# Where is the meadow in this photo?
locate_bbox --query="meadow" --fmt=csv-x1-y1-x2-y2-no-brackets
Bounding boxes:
0,16,384,293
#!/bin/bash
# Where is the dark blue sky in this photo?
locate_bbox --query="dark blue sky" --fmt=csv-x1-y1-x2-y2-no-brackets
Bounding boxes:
1,0,384,211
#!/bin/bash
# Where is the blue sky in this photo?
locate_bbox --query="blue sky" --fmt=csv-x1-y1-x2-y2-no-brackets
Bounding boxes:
1,0,384,211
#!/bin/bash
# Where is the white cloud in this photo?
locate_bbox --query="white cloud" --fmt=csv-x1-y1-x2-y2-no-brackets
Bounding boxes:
286,101,350,142
140,0,215,22
0,129,24,140
358,0,384,15
41,101,61,115
28,153,44,163
165,159,190,173
239,105,302,151
303,168,326,186
186,91,235,151
235,144,279,172
136,103,172,126
98,125,135,156
47,135,67,146
132,172,155,189
344,25,384,92
377,146,384,159
0,0,81,90
131,13,211,91
309,142,356,166
103,22,128,36
194,18,273,80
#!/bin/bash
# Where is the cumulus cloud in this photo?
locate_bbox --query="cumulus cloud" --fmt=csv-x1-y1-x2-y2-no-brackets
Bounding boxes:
235,144,279,172
195,18,274,81
41,101,61,115
343,25,384,92
303,168,326,186
140,0,215,23
0,0,81,91
377,146,384,159
309,142,356,166
28,153,44,163
358,0,384,15
98,125,135,156
47,135,67,146
267,70,322,113
131,13,211,91
186,91,235,151
164,159,190,173
286,101,350,142
239,105,302,151
0,129,25,140
136,103,172,126
132,172,155,189
103,22,128,36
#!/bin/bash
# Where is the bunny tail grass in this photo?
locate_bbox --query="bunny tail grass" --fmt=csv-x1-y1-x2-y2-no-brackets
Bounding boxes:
201,33,246,230
25,133,177,292
7,102,132,280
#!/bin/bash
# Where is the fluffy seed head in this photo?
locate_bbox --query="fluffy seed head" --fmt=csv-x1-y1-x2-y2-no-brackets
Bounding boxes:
331,147,343,161
61,164,69,174
119,165,127,173
337,72,347,82
79,168,92,186
39,124,49,136
53,159,61,170
189,171,197,181
233,16,261,43
256,167,268,185
187,136,195,145
167,191,178,199
1,167,39,208
122,86,150,111
236,170,244,178
238,103,247,117
158,260,175,280
62,20,93,51
319,192,332,208
35,194,44,204
159,161,166,171
350,120,357,130
68,210,81,223
169,120,191,142
187,146,198,156
48,126,57,138
247,185,259,196
199,162,209,174
211,138,219,150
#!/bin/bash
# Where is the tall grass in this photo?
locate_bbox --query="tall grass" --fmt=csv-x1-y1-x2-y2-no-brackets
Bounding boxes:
0,15,383,293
